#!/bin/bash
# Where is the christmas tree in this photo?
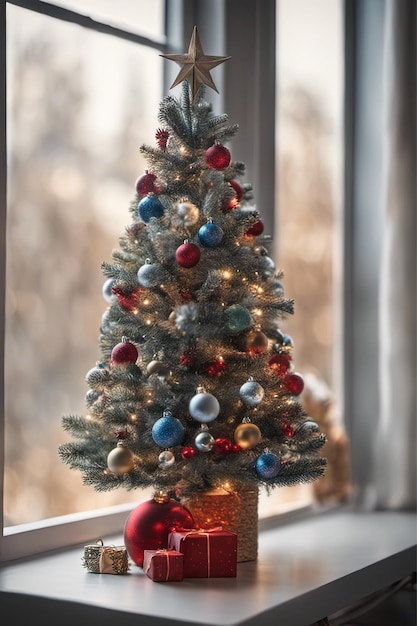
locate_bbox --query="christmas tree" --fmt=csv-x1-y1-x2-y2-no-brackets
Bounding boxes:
59,27,326,509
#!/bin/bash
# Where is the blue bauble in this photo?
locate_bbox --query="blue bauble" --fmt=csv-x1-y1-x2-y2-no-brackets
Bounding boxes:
137,195,164,223
152,414,185,447
198,222,224,247
224,304,253,333
255,453,281,478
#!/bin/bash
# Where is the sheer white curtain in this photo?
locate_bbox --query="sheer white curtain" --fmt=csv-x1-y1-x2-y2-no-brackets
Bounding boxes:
375,0,416,509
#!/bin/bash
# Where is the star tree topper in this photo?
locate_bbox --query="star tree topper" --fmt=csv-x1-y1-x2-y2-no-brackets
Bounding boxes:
161,26,231,101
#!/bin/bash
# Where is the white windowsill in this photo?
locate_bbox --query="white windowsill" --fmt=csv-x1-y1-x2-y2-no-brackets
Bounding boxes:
0,508,415,626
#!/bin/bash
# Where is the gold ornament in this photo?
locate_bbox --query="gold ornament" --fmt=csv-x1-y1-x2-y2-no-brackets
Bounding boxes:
107,442,134,473
161,26,231,100
234,423,262,450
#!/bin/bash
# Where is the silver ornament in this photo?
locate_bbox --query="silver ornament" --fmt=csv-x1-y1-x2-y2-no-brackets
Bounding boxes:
107,443,134,473
258,255,276,279
158,450,175,468
195,431,215,452
102,278,115,303
189,390,220,423
172,202,200,229
147,360,171,378
239,379,264,407
137,260,165,288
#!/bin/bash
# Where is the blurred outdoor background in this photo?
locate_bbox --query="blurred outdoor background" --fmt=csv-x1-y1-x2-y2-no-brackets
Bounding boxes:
4,0,342,526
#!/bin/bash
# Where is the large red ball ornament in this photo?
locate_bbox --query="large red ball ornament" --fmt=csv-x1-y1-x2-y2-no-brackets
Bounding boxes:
124,493,194,567
205,142,231,170
176,241,201,268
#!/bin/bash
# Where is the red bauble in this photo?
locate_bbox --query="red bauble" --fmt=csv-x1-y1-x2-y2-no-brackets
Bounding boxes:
222,196,240,212
111,338,138,365
283,423,295,437
206,358,226,376
124,494,194,567
112,286,141,313
176,242,201,268
232,443,242,453
229,180,243,201
245,220,264,237
214,438,233,454
180,290,193,302
205,142,231,170
268,353,291,378
181,446,195,459
155,128,169,150
284,372,304,396
135,170,157,196
179,351,195,368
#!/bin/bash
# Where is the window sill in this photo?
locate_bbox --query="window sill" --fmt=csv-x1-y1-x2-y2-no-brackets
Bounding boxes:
0,508,415,626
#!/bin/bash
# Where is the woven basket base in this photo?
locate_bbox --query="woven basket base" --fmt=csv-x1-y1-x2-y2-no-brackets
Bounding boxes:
183,485,259,562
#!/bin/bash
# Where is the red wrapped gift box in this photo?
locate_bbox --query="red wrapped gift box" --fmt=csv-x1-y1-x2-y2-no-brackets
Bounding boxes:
143,549,183,582
168,528,237,578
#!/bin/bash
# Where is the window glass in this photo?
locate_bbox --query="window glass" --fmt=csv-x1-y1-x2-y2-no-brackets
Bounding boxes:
5,4,163,526
39,0,165,38
275,0,343,390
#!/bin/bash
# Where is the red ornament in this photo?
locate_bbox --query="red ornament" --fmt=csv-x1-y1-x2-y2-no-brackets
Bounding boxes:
181,446,195,460
135,170,158,196
283,423,295,437
268,353,291,378
180,290,193,302
229,180,243,201
206,358,226,377
284,372,304,396
176,241,201,268
245,220,264,237
222,196,240,212
114,428,128,440
124,493,194,567
111,338,138,365
232,443,242,453
155,128,169,150
214,438,233,454
205,141,231,171
179,351,195,368
112,286,141,313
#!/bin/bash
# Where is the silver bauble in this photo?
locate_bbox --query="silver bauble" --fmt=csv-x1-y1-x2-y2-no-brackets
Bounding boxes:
137,261,165,288
147,360,171,378
107,443,134,473
102,277,115,303
258,255,276,279
189,391,220,423
158,450,175,468
173,202,200,229
195,431,215,452
239,379,265,407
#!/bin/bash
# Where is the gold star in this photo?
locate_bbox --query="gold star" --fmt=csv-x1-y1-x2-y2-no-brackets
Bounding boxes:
161,26,231,100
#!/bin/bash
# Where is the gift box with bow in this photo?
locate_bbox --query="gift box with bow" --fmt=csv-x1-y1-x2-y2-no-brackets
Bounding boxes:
82,539,129,574
143,549,183,582
168,527,237,578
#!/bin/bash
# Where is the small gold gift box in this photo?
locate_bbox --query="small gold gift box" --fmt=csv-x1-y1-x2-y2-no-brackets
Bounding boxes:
82,539,129,574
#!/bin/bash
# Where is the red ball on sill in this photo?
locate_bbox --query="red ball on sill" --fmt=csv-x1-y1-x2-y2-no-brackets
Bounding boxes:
205,142,231,171
284,372,304,396
175,242,201,268
124,494,194,567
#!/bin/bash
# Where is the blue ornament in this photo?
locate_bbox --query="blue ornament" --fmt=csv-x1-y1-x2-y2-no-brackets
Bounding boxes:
198,221,224,247
152,412,185,447
255,452,281,478
224,304,253,333
137,195,164,223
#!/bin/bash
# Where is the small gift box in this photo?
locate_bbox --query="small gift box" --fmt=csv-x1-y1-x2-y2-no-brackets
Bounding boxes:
82,539,129,574
143,549,183,582
168,528,237,578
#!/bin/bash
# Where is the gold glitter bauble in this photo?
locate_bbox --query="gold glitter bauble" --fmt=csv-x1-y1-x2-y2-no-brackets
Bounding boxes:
234,423,262,449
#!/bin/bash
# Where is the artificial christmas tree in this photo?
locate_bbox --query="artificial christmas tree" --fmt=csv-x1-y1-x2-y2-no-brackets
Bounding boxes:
59,26,327,564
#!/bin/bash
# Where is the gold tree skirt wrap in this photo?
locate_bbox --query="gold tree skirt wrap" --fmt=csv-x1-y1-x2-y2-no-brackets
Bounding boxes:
182,485,259,562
